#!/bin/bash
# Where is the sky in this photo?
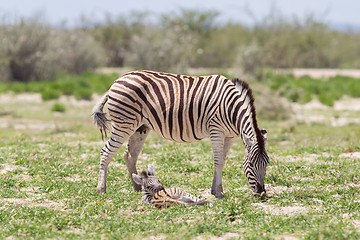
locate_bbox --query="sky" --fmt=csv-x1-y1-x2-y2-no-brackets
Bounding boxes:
1,0,360,29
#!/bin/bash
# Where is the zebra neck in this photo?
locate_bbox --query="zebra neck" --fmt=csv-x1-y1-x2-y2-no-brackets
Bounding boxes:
142,191,153,205
236,109,257,142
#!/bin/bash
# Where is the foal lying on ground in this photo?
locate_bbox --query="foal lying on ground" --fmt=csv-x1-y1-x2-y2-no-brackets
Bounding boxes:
132,165,209,209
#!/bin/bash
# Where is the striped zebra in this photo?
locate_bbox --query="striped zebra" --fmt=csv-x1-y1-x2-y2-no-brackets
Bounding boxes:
92,70,269,198
132,165,208,208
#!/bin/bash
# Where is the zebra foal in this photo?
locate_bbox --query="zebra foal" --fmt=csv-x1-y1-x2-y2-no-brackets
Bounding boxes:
92,70,269,198
132,165,208,209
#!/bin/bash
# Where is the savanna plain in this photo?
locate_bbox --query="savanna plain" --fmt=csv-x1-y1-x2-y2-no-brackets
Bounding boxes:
0,71,360,240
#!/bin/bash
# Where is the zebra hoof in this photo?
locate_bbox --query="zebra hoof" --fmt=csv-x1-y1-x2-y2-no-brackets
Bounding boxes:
215,192,225,199
253,191,267,200
97,185,106,194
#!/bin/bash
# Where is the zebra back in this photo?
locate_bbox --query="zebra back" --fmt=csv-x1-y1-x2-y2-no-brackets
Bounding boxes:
151,187,208,209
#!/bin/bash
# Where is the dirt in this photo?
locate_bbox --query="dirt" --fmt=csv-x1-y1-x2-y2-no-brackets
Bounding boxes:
252,203,309,216
0,93,42,103
334,97,360,111
352,220,360,229
64,174,82,182
292,97,360,127
276,68,360,78
0,164,28,174
274,153,332,164
194,233,240,240
275,235,300,240
265,185,299,195
339,152,360,159
0,197,66,210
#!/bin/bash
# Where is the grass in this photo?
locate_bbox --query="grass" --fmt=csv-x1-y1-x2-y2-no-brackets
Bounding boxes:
264,72,360,106
0,72,118,100
0,82,360,239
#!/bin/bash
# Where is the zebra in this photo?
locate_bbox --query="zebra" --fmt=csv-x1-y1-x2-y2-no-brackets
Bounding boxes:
92,70,269,198
132,165,208,208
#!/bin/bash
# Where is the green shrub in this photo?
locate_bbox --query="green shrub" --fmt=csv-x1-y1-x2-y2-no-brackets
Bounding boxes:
51,102,66,112
0,72,116,100
265,73,360,106
57,78,76,96
41,87,61,100
318,92,335,106
73,88,92,100
0,83,6,93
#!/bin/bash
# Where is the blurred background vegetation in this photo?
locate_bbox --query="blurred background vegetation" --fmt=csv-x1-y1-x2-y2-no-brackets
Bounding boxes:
1,9,360,83
0,9,359,120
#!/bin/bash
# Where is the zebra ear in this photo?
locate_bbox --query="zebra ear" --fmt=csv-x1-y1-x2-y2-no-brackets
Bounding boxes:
242,132,253,147
132,173,142,185
148,164,155,176
261,128,268,145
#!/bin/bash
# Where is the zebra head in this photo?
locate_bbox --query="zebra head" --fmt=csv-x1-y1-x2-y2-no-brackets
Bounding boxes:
242,129,269,198
132,165,165,204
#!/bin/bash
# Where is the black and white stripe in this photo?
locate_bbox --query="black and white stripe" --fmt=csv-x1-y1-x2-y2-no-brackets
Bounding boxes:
132,165,208,208
93,70,269,197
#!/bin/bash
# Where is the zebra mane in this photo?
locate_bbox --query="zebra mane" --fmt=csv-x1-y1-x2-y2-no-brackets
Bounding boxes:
231,78,265,152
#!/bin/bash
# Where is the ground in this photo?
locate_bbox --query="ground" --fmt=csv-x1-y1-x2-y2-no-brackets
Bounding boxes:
0,91,359,239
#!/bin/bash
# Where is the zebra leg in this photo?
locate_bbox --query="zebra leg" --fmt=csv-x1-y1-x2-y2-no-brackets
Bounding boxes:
210,130,226,198
123,126,150,191
223,137,235,158
97,131,132,194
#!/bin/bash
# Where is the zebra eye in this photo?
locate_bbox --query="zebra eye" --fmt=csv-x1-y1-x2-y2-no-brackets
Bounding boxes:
249,162,254,168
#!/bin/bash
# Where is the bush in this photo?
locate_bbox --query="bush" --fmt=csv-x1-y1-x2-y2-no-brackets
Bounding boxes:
264,72,360,106
125,25,196,72
73,88,93,100
45,30,106,75
0,20,50,82
0,72,116,100
41,87,61,100
254,87,291,121
51,103,66,112
0,18,106,82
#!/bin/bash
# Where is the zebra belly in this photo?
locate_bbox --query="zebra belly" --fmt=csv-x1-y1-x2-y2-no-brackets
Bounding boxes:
142,114,209,143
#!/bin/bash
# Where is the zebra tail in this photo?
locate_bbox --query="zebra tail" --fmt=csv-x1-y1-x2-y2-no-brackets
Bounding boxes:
92,92,110,140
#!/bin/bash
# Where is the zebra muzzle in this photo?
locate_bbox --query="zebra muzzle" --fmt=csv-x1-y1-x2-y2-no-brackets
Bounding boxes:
253,182,266,199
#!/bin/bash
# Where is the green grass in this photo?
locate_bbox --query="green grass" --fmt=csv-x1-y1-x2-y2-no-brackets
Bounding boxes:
0,83,360,239
264,72,360,106
0,72,118,100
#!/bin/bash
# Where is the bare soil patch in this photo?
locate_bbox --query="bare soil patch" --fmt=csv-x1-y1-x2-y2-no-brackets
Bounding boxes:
252,203,310,216
275,153,332,163
275,235,300,240
0,197,65,209
276,68,360,78
291,98,360,126
0,93,43,104
0,164,27,174
195,232,240,240
339,152,360,159
265,185,300,195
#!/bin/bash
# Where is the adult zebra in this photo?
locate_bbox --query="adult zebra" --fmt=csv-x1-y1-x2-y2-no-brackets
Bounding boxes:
92,70,269,198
